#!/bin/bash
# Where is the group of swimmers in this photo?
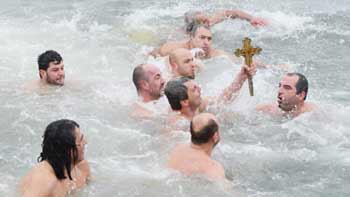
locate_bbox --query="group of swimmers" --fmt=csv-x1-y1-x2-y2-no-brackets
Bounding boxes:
19,9,316,196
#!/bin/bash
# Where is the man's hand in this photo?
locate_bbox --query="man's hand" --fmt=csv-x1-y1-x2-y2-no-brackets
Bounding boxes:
239,62,257,80
250,17,268,26
194,14,210,26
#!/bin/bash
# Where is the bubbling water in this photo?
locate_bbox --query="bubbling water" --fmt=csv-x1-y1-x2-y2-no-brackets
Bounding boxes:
1,0,350,196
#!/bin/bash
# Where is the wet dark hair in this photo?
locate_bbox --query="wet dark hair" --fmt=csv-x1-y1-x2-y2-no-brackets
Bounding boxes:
184,10,199,33
190,119,218,145
189,24,210,37
38,119,79,180
38,50,62,73
287,72,308,100
132,64,147,92
164,77,191,110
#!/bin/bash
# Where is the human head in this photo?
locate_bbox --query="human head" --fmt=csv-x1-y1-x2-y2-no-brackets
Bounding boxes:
277,73,309,112
165,77,202,111
190,113,220,147
184,10,209,33
37,50,65,86
132,64,165,101
189,24,212,55
38,119,86,180
169,48,196,79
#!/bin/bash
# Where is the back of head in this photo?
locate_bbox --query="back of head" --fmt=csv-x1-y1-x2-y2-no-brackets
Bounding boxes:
132,64,147,92
287,72,309,100
164,77,191,110
38,50,62,72
184,10,202,33
190,113,218,145
38,119,79,180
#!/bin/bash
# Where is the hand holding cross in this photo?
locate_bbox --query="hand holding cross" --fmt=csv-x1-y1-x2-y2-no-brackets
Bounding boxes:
235,37,262,96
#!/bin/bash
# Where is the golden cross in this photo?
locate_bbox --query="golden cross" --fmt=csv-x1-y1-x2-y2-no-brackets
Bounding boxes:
234,37,262,96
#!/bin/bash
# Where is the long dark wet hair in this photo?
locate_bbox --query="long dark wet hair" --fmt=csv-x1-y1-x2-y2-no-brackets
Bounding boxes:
37,119,79,180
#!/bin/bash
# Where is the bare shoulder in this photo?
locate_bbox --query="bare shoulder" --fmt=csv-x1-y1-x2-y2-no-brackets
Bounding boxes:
159,41,187,56
256,103,277,113
76,159,90,178
204,159,225,180
130,102,154,119
20,163,57,196
304,102,317,112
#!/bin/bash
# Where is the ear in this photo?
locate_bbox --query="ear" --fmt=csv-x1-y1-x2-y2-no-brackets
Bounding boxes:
296,91,306,101
180,99,189,108
139,80,149,90
39,69,46,79
170,62,176,71
213,132,219,142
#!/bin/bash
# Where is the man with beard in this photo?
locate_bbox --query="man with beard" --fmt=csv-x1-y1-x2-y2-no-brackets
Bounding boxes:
256,73,316,117
19,119,90,196
168,113,225,180
131,63,167,118
169,48,198,79
38,50,65,86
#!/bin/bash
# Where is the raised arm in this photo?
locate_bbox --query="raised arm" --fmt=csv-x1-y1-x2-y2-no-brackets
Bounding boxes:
218,63,256,103
202,10,268,27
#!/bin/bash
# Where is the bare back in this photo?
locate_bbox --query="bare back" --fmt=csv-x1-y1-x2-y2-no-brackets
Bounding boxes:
19,160,90,197
168,144,225,180
159,41,189,57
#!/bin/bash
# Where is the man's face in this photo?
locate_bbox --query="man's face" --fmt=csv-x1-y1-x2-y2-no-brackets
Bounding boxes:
74,127,87,163
190,27,212,55
184,80,202,109
40,61,65,85
175,51,196,79
277,75,303,112
144,65,165,100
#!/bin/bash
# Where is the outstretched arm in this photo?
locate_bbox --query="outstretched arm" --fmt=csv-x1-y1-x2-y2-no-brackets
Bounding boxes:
202,10,268,27
218,63,256,103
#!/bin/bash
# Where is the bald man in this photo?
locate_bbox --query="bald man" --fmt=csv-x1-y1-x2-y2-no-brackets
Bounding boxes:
168,113,225,180
169,48,198,79
131,63,167,119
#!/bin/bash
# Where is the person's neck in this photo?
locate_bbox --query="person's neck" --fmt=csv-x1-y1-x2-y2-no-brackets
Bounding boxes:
179,106,197,120
138,92,157,103
186,40,193,50
190,143,213,156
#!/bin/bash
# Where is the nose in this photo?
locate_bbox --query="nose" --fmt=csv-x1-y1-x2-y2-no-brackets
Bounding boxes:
203,39,209,46
191,62,196,69
58,69,64,76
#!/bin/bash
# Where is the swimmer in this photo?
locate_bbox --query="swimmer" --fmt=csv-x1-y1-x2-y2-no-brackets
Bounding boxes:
168,113,225,180
157,24,236,61
184,9,268,34
169,48,198,79
38,50,65,86
19,119,90,196
131,64,166,118
164,63,256,130
256,73,316,118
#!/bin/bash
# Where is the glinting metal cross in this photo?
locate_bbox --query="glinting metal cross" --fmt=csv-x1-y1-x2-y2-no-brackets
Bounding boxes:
234,37,262,96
